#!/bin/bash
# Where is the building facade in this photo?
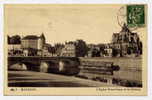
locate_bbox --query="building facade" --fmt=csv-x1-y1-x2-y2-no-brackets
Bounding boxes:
21,34,45,50
8,44,22,56
112,24,142,57
104,44,113,57
60,43,76,57
21,34,45,56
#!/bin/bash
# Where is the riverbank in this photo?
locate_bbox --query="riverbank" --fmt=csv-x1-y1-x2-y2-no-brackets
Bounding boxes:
78,57,142,87
8,71,118,87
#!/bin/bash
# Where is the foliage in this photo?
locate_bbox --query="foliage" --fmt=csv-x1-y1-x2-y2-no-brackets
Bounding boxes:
8,35,21,44
48,46,56,54
91,48,100,57
54,43,65,55
75,39,88,57
112,48,120,57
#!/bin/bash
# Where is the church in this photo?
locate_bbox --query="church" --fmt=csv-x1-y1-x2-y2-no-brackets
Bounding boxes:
111,24,142,57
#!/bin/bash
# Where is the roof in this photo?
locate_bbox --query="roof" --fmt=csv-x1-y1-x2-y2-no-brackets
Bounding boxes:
120,23,131,33
113,33,119,36
40,33,45,39
22,35,39,40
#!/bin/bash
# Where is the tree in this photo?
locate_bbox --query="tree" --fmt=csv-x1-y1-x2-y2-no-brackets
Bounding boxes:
127,47,132,55
138,41,142,54
48,46,56,55
54,43,64,56
98,44,105,55
7,35,10,44
75,39,88,57
92,48,100,57
9,35,21,44
112,48,120,57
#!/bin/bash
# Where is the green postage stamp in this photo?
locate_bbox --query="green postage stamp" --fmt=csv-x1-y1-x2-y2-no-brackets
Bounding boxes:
127,5,145,28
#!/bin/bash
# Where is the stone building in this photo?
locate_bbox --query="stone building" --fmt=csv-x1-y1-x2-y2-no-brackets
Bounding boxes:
104,44,113,57
60,40,88,57
21,33,45,56
8,44,22,56
60,42,76,57
112,24,142,57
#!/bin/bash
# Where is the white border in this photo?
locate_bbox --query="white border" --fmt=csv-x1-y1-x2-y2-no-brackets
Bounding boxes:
0,0,152,99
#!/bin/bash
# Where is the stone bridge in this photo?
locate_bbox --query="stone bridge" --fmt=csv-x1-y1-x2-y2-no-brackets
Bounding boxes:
8,56,80,75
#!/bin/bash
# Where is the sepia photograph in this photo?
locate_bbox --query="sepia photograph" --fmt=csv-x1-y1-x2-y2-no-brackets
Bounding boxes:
4,4,147,95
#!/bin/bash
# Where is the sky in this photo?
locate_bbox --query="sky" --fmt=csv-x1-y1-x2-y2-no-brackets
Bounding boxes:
4,4,146,45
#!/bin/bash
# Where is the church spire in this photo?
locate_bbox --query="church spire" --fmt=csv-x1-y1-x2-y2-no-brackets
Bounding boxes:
121,23,130,33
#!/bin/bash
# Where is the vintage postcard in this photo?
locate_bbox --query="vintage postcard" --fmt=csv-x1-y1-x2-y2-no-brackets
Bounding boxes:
4,4,147,96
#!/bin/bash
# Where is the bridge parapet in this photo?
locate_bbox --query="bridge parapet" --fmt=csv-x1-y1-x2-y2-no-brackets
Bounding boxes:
8,56,80,75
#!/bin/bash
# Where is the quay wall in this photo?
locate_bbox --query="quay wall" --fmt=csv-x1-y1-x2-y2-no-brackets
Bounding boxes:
78,57,142,82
